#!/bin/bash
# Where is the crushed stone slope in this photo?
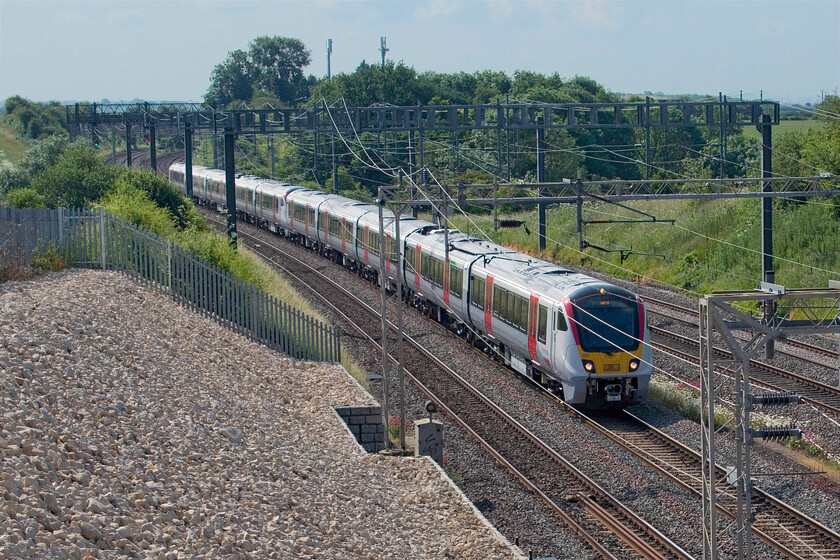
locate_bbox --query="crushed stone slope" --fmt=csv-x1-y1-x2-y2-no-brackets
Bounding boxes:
0,269,519,560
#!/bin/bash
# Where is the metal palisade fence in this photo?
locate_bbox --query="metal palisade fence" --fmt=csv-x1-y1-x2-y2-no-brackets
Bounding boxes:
0,205,340,362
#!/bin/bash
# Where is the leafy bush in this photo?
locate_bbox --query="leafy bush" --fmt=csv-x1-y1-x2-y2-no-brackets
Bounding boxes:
30,243,65,271
175,227,265,290
100,181,179,238
116,167,202,230
0,240,64,283
30,144,118,208
5,187,45,209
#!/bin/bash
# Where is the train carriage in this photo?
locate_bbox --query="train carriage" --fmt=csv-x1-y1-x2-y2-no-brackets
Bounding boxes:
170,162,652,407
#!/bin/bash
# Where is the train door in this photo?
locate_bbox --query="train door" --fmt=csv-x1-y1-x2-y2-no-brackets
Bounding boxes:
484,275,494,336
527,295,539,362
414,245,422,292
551,300,573,377
529,298,551,370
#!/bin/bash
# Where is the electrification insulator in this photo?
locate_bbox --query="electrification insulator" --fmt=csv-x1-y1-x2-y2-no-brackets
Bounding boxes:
751,425,802,440
421,167,429,186
751,391,802,406
498,220,525,229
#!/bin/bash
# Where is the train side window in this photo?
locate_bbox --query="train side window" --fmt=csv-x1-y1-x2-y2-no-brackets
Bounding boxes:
470,275,485,309
518,297,528,332
538,305,548,343
449,265,463,298
556,310,568,331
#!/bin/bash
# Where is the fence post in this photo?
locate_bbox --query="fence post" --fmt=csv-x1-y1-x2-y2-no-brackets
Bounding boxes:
167,239,172,293
251,284,259,341
98,206,106,270
58,207,64,247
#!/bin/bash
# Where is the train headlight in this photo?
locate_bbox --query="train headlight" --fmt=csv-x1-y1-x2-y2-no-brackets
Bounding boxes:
582,360,595,373
629,359,640,372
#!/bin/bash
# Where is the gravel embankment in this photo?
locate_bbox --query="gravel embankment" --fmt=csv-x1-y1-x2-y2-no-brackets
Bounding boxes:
0,270,522,560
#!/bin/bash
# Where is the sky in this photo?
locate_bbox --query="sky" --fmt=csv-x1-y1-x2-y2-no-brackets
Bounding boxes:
1,0,838,106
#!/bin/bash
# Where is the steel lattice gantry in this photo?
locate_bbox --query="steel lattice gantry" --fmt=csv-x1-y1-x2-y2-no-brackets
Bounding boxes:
699,283,840,560
68,98,781,134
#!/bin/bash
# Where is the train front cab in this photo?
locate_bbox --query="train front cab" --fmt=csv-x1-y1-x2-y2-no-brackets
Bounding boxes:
557,286,651,406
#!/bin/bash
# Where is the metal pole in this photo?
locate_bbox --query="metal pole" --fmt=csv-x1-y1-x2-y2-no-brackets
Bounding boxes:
125,124,132,168
149,124,157,173
332,135,338,194
185,123,193,198
394,205,406,449
493,182,498,231
269,136,275,179
719,92,725,179
760,113,775,359
326,39,332,79
734,355,747,560
576,180,584,251
224,127,237,247
699,299,718,560
506,95,511,183
645,97,651,180
537,117,546,252
409,130,418,218
378,189,390,450
723,95,728,179
496,100,503,179
418,103,425,175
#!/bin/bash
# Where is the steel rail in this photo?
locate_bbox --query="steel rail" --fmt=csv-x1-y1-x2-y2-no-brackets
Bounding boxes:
196,206,839,559
645,296,839,363
650,326,840,417
201,210,694,560
571,409,840,560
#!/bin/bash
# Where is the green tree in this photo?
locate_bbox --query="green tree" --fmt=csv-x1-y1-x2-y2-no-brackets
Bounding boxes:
801,95,840,174
204,49,253,107
204,37,313,107
3,96,68,139
309,61,423,106
248,36,312,104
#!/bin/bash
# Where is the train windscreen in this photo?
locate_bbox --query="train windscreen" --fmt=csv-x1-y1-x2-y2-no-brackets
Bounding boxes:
571,293,639,353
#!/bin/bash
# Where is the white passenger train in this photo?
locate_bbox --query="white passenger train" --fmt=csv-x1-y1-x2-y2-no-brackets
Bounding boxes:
169,163,652,407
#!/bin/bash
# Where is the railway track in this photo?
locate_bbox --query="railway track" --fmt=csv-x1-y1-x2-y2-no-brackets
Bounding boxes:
200,209,840,559
650,326,840,417
646,296,840,366
201,212,692,560
582,410,840,560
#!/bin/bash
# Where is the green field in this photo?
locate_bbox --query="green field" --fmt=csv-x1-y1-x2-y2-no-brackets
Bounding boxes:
741,118,820,140
447,194,840,296
0,116,32,163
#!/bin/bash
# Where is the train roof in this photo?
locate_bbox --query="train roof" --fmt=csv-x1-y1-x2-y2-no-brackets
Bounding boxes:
408,227,617,301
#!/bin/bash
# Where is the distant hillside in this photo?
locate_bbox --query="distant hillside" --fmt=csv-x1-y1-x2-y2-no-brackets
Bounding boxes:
0,116,31,163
